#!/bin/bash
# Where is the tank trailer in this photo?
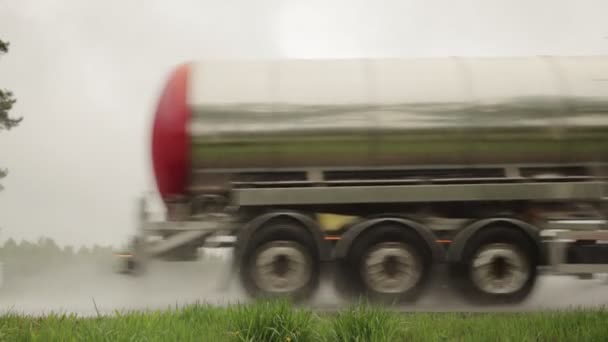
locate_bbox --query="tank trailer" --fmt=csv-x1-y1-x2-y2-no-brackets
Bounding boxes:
120,56,608,304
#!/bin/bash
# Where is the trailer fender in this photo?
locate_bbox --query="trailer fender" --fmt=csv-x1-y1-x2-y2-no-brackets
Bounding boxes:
235,211,333,262
446,218,542,264
333,217,445,262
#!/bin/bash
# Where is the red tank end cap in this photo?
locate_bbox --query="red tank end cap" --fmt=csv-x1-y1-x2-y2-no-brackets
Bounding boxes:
151,63,191,199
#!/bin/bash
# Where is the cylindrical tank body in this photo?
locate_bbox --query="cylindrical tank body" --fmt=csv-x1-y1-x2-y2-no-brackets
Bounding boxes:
152,57,608,199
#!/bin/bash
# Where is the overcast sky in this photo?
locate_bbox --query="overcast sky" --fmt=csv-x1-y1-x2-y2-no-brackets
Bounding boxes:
1,0,607,248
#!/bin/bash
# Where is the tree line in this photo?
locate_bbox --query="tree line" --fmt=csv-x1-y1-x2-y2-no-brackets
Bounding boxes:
0,237,115,260
0,237,117,278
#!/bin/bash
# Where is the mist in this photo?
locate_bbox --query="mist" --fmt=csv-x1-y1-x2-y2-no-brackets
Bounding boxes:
0,0,607,248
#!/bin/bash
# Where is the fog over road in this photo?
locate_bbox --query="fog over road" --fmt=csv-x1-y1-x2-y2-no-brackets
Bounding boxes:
1,255,608,316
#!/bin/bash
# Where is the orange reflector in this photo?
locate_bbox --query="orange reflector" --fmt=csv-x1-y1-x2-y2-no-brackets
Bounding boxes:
323,237,451,243
113,253,133,258
324,236,341,241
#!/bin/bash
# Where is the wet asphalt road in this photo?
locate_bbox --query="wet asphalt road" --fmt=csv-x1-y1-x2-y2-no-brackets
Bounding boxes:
1,257,607,316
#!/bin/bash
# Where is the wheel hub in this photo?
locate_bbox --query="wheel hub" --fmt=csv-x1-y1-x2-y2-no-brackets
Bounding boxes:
361,242,422,294
252,241,312,294
471,243,530,295
273,254,290,277
383,255,401,277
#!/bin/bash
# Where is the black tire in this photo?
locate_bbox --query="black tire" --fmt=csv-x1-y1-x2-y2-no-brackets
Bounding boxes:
117,255,144,275
336,224,432,304
119,236,145,275
238,218,320,302
450,225,539,305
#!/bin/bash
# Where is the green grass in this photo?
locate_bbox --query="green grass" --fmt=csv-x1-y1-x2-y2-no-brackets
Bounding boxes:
1,301,608,341
329,302,403,342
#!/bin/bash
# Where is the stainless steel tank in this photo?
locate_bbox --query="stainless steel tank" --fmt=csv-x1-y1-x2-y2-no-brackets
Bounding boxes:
152,57,608,198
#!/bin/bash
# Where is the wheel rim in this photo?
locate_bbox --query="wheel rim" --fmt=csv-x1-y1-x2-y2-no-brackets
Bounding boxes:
361,242,423,294
470,243,530,295
252,241,313,294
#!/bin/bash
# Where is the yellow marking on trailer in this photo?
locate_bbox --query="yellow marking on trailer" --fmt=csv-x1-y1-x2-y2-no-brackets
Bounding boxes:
316,213,357,231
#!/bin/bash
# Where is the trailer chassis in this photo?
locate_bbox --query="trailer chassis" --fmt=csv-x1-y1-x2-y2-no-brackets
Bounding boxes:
119,179,608,280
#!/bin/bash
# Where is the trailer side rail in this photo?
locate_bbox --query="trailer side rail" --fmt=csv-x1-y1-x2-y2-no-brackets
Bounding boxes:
234,181,605,206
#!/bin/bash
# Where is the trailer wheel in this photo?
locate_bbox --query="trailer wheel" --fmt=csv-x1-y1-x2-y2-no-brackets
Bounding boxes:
239,219,320,301
452,226,538,305
337,224,432,304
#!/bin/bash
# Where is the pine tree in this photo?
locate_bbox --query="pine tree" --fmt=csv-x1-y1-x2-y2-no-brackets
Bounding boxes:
0,39,22,191
0,39,20,131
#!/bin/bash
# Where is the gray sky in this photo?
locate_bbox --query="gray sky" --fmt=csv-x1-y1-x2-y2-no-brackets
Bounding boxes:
0,0,607,247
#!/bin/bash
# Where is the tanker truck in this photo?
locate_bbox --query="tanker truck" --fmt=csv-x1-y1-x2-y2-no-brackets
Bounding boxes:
119,56,608,305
